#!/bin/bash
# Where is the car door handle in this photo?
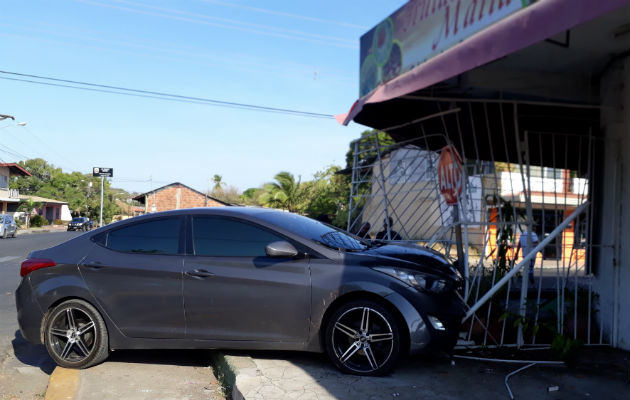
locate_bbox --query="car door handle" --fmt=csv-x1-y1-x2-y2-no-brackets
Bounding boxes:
81,262,104,270
185,269,215,278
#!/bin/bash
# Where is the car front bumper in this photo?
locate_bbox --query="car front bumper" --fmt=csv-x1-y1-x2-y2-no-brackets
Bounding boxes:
386,282,466,355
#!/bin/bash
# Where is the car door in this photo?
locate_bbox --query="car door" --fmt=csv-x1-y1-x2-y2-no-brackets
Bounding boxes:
183,215,311,342
8,216,16,235
80,216,186,338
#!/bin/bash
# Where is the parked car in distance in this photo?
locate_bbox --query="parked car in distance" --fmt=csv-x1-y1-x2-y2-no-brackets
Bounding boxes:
67,217,91,231
16,207,465,376
0,214,18,238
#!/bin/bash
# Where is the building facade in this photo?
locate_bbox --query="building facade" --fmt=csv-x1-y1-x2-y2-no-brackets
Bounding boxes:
133,182,228,213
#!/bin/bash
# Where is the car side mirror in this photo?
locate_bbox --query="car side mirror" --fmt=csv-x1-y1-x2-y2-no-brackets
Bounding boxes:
265,241,298,258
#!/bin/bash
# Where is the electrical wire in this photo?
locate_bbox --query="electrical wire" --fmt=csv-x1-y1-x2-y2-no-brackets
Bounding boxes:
0,70,335,119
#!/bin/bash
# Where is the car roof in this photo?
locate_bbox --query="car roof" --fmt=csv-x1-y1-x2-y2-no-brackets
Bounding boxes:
138,206,283,219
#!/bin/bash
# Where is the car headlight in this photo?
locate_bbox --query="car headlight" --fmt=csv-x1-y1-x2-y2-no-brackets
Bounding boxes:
373,267,450,294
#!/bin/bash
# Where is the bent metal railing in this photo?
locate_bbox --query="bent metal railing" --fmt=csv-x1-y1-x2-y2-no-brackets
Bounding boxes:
346,99,613,349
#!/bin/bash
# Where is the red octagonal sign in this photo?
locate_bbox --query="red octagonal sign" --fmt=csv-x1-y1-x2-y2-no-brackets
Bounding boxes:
438,145,463,205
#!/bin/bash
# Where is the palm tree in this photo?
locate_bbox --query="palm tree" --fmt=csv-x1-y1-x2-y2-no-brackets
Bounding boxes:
17,198,42,228
260,171,302,212
212,174,223,191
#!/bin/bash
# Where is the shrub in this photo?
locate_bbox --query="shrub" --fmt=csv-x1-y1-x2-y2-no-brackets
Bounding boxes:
30,215,46,227
53,219,65,225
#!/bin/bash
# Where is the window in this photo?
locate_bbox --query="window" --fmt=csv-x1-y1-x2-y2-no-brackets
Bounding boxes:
106,218,181,255
0,175,8,189
192,217,284,257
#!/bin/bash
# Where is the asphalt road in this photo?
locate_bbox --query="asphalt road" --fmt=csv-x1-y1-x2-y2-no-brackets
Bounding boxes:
0,231,82,400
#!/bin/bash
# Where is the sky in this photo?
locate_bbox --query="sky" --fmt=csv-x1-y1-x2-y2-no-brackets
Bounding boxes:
0,0,404,195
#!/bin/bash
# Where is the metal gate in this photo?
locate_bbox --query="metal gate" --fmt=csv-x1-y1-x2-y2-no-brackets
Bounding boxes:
346,99,613,349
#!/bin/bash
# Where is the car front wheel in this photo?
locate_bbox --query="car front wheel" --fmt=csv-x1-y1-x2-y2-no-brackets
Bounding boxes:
325,300,402,376
44,299,109,369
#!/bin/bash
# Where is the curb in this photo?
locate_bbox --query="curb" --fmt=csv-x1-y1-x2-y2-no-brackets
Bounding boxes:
44,367,79,400
17,227,68,236
211,352,260,400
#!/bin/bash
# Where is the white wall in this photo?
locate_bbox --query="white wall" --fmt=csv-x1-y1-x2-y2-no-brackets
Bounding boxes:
60,205,72,221
594,56,630,350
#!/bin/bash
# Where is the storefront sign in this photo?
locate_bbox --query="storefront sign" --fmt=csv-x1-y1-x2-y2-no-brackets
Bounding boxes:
92,167,113,177
359,0,530,96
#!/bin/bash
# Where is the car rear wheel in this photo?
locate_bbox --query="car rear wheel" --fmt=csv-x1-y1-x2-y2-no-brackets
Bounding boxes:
325,300,402,376
44,299,109,369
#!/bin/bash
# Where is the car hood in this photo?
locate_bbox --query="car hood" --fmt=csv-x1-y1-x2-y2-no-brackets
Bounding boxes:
347,242,461,282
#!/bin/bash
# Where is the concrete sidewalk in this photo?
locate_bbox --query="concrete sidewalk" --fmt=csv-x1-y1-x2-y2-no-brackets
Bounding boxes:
45,350,224,400
214,349,630,400
38,347,629,400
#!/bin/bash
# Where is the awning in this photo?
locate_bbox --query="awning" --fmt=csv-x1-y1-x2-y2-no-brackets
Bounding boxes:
337,0,629,125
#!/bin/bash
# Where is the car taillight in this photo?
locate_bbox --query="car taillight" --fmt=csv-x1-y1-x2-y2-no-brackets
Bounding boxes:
20,258,56,277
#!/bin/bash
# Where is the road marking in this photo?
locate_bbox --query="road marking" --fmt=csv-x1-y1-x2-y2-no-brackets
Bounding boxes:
0,256,19,263
45,367,79,400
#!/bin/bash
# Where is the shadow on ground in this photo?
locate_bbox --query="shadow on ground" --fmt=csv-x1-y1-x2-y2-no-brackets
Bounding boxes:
224,348,630,400
11,330,55,375
107,348,214,367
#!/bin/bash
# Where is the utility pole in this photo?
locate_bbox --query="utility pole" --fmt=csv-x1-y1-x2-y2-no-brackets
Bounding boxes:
92,167,113,227
99,176,104,227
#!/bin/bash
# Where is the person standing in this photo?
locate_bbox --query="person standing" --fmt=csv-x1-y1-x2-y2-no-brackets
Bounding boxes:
375,217,402,241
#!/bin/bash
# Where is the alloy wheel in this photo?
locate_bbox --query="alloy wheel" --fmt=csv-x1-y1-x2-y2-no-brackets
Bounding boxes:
47,307,96,363
330,306,395,374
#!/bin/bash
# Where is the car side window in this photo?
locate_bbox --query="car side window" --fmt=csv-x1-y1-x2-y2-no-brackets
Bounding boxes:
106,218,182,255
192,216,284,257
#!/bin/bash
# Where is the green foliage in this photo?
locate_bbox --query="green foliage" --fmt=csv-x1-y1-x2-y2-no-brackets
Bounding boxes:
212,174,223,191
552,334,583,367
344,129,395,169
11,158,126,224
17,198,42,228
303,166,349,222
53,219,65,225
259,171,304,213
210,185,242,205
29,214,46,227
240,187,264,205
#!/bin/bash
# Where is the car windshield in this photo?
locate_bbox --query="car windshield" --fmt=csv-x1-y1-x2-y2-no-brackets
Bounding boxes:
71,218,84,223
254,211,367,251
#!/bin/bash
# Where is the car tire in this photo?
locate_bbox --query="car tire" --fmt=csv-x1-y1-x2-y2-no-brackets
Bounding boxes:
12,229,17,238
44,299,109,369
325,299,402,376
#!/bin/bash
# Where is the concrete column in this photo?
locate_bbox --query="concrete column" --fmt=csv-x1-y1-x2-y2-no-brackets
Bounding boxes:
594,55,629,350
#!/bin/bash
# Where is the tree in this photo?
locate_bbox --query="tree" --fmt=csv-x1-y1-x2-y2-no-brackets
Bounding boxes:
303,165,350,226
10,158,125,224
212,174,223,191
344,129,395,169
260,171,304,213
17,198,42,228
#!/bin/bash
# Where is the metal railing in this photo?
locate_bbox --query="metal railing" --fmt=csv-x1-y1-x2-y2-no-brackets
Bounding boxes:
346,99,612,348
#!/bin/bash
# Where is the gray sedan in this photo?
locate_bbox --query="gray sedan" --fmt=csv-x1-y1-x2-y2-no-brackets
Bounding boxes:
16,207,465,376
0,214,18,238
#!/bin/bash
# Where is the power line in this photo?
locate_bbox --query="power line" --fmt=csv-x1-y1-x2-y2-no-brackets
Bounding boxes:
75,0,357,49
0,70,335,119
200,0,369,30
